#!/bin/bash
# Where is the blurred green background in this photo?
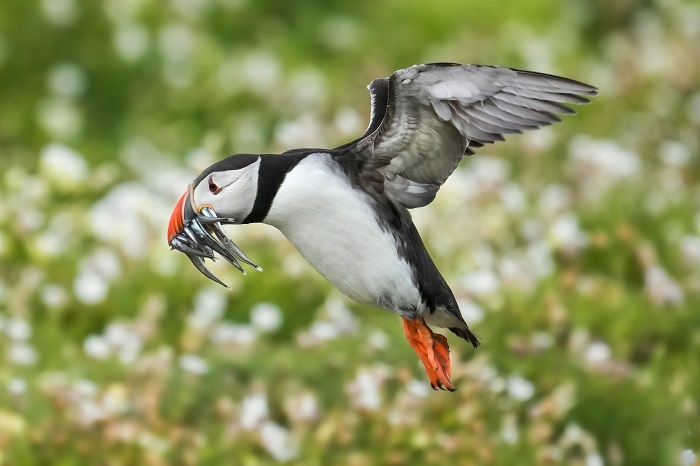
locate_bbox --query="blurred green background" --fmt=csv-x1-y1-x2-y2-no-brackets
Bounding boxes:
1,0,699,464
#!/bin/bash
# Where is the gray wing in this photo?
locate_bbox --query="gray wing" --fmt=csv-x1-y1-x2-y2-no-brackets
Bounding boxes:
347,63,597,209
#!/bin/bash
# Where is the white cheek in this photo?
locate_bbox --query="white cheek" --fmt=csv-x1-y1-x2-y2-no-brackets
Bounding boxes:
220,179,257,220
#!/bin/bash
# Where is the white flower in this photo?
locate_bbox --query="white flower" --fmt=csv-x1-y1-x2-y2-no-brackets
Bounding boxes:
72,250,119,302
41,0,78,26
680,235,700,266
500,416,519,444
73,269,108,304
506,375,535,401
178,354,208,375
7,378,27,396
659,140,692,167
291,392,320,422
531,332,554,350
210,322,257,346
538,184,571,217
250,302,283,332
334,107,363,137
83,335,111,360
73,379,97,398
41,284,68,308
549,213,587,253
89,183,162,258
189,288,227,330
39,143,88,189
47,63,86,98
157,23,194,64
240,393,269,430
460,268,500,295
500,183,527,213
6,318,31,341
645,266,684,305
367,329,389,350
568,136,640,195
680,449,697,466
584,341,611,365
306,321,340,342
586,453,605,466
259,421,299,462
457,299,484,324
406,379,430,398
37,98,82,138
113,22,149,63
347,367,383,411
7,343,38,366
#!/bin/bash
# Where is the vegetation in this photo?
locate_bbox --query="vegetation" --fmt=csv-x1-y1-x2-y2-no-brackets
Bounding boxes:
1,0,699,464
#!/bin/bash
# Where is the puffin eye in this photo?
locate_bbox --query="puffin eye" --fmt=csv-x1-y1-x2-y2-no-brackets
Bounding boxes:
208,178,221,194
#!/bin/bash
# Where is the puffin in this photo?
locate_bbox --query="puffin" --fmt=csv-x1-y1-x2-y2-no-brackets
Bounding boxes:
167,63,596,390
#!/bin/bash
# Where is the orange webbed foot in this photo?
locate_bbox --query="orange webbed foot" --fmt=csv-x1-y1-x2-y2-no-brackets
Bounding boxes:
402,318,455,391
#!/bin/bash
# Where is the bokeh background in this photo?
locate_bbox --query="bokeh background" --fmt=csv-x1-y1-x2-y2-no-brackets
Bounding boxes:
1,0,699,464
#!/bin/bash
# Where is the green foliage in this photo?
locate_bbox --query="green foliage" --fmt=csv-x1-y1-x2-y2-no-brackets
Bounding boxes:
1,0,699,465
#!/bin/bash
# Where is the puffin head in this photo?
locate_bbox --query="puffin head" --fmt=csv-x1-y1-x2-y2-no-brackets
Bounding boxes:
167,154,263,288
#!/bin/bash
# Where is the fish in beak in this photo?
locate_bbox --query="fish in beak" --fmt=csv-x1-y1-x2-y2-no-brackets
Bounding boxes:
167,186,262,289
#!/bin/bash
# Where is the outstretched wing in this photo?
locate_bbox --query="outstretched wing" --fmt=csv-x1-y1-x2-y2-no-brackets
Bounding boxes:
344,63,597,209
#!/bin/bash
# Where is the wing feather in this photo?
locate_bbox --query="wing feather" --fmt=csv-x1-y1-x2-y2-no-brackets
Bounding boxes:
344,63,597,209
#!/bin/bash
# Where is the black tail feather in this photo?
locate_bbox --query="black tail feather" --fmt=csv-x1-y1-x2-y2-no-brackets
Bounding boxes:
449,326,481,348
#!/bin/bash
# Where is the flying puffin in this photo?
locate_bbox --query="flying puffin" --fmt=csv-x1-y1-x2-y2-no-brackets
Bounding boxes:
167,63,596,391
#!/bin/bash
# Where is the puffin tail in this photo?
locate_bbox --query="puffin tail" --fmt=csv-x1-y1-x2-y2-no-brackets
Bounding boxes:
449,326,481,348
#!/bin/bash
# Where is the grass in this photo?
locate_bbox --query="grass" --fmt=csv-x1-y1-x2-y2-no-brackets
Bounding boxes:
1,0,699,464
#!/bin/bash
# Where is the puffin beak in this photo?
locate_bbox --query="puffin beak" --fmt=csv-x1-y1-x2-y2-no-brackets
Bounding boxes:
167,187,262,289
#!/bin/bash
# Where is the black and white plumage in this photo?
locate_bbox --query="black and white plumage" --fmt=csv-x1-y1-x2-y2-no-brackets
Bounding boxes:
167,63,597,390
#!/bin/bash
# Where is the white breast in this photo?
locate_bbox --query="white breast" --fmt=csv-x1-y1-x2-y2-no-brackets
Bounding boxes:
264,154,423,313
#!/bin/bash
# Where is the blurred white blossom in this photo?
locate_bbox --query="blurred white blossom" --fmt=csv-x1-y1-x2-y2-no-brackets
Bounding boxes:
7,343,38,366
549,213,587,253
73,249,121,305
679,449,697,466
334,107,363,137
40,284,68,309
500,414,519,444
568,136,640,195
259,421,299,462
347,366,386,411
113,22,149,62
285,391,321,423
179,353,209,375
584,341,611,365
47,63,86,98
658,140,692,167
84,335,111,360
37,99,82,138
40,143,88,190
460,268,500,296
6,317,31,341
41,0,78,26
7,378,27,396
506,375,535,401
240,392,269,430
457,298,484,324
645,266,684,305
189,288,227,330
405,379,430,398
250,302,283,333
586,453,605,466
210,322,257,346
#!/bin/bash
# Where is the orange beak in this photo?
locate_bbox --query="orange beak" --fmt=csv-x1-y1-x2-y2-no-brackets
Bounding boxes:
167,190,188,245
